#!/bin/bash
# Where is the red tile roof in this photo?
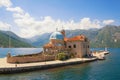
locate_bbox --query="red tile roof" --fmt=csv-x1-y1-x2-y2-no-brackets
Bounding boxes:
44,43,54,48
64,35,86,42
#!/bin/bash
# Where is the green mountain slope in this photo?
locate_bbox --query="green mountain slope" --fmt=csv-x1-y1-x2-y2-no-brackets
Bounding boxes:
0,31,32,48
91,25,120,48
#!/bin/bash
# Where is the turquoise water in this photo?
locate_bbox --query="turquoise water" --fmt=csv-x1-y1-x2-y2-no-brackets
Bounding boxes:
0,48,43,58
0,48,119,80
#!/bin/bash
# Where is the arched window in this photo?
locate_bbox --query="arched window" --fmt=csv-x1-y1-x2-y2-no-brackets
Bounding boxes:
73,44,76,48
88,45,89,48
85,38,87,42
68,45,71,48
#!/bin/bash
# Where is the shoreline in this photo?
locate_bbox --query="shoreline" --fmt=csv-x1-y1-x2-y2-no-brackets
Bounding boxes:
0,57,97,74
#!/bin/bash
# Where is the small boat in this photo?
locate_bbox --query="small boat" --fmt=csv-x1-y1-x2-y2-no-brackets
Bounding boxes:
92,51,106,60
97,53,105,60
92,47,109,60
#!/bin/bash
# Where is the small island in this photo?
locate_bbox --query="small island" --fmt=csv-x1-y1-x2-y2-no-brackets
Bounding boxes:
0,29,108,74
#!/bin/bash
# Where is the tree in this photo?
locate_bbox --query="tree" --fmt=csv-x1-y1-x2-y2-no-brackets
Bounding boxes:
57,52,68,60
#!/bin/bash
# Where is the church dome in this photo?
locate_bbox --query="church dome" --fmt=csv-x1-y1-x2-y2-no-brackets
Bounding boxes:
50,31,64,40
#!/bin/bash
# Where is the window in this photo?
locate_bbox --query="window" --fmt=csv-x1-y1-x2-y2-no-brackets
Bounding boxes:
88,45,89,48
73,44,76,48
64,43,67,47
85,38,87,42
46,49,48,51
68,45,71,48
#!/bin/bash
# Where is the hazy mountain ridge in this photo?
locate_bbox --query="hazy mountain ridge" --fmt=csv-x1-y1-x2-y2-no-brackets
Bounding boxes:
30,25,120,48
30,33,52,47
0,25,119,48
30,28,99,47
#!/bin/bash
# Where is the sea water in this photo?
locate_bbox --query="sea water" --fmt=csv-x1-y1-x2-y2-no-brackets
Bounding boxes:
0,48,119,80
0,48,43,58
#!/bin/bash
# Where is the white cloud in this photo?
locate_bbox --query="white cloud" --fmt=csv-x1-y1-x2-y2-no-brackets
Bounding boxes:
13,13,102,38
11,9,103,38
0,21,11,31
0,0,103,38
0,0,12,7
14,15,59,38
6,7,24,14
103,20,115,25
0,0,115,38
79,18,101,29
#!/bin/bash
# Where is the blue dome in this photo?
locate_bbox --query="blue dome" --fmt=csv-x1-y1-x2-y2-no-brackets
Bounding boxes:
50,31,64,40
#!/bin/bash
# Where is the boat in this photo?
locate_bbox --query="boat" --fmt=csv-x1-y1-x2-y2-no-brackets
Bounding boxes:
102,51,109,55
98,52,105,60
92,51,106,60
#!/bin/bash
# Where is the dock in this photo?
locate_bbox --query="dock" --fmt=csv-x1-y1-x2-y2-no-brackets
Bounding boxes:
0,57,97,74
92,51,109,60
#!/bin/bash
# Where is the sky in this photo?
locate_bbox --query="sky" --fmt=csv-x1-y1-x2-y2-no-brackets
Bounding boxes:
0,0,120,38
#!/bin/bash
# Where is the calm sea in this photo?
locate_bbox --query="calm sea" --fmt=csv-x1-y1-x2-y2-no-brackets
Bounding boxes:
0,48,119,80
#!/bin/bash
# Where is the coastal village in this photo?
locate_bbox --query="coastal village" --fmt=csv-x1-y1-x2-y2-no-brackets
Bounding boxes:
0,29,109,74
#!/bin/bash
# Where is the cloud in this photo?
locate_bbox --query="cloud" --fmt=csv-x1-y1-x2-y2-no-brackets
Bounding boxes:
103,20,115,25
13,13,102,38
79,18,101,29
6,8,104,38
0,21,11,30
0,0,12,7
14,15,60,38
0,0,115,38
6,7,24,14
0,0,103,38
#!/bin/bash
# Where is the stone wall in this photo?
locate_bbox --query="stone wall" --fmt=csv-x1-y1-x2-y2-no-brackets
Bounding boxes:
7,54,55,63
66,41,90,58
0,58,97,74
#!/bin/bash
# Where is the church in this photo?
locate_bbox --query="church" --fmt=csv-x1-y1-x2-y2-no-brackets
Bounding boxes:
43,29,90,58
7,29,91,63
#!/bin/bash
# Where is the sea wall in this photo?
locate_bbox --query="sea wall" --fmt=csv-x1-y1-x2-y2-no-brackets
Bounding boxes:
7,55,55,63
0,58,97,74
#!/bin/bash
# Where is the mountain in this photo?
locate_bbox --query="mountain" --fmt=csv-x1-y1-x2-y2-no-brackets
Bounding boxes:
91,25,120,48
30,33,51,47
30,28,99,47
30,25,120,48
0,30,32,48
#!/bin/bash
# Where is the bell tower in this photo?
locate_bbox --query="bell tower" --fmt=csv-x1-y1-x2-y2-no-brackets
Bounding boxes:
61,29,66,38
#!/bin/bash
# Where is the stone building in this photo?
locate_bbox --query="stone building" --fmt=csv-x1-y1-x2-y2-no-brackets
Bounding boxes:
43,29,90,58
7,29,91,63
